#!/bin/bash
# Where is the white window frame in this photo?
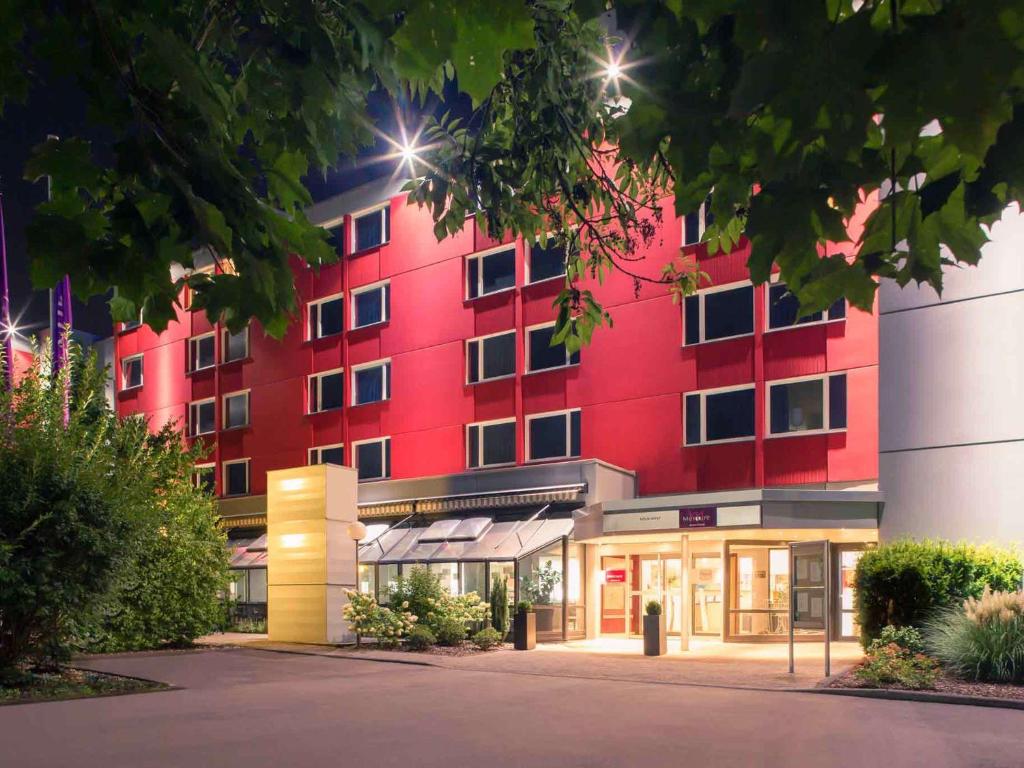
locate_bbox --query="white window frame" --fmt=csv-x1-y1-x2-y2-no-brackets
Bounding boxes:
684,382,757,446
308,443,345,465
350,202,390,253
308,367,345,414
683,279,755,346
765,372,847,440
222,325,250,363
352,436,391,481
525,321,579,374
350,279,390,329
188,397,217,437
308,292,344,340
192,462,216,492
466,329,517,385
466,243,517,300
222,458,250,497
221,389,250,430
351,359,391,406
681,197,712,246
120,354,144,390
187,332,216,373
525,232,570,285
525,408,581,462
466,417,517,469
763,276,847,334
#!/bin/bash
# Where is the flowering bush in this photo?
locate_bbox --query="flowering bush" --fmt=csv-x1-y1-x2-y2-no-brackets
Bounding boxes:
342,590,417,648
388,567,490,637
926,588,1024,683
854,642,939,690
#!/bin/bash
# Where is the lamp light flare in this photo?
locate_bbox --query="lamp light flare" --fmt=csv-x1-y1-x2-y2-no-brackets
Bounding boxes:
605,61,622,80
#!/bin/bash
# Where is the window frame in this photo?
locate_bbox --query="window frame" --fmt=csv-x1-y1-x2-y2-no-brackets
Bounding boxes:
465,243,517,301
764,278,847,334
525,233,570,285
352,436,391,481
222,458,250,497
765,372,848,439
466,329,517,385
525,321,580,374
187,332,216,373
466,417,518,469
307,292,345,340
308,367,345,414
683,383,757,446
221,389,250,431
192,462,216,494
222,325,250,363
350,203,390,254
188,397,217,437
683,279,756,346
525,408,581,463
120,354,144,390
682,195,713,246
308,443,345,466
351,359,391,406
350,279,391,329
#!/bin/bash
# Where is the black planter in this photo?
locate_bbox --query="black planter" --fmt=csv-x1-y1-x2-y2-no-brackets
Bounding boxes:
514,611,536,651
643,614,667,656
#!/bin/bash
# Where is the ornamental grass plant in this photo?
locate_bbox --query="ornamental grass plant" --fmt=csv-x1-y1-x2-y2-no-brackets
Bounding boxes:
925,588,1024,683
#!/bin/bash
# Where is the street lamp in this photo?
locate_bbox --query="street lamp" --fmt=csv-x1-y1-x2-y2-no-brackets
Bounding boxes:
347,521,368,647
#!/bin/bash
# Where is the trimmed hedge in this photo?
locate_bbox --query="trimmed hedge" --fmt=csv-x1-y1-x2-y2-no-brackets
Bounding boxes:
855,540,1022,647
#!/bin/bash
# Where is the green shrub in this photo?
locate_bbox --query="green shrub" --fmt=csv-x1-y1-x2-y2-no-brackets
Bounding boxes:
870,625,925,655
406,625,437,651
854,643,939,690
471,627,502,650
645,600,662,616
435,617,467,646
388,567,489,635
490,576,509,634
855,539,1023,646
516,600,533,615
925,589,1024,683
341,590,417,648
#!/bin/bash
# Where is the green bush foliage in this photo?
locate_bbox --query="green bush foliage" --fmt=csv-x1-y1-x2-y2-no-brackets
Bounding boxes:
406,625,436,651
871,625,925,656
855,540,1023,646
471,627,502,651
645,600,662,616
854,642,939,690
516,600,533,615
925,589,1024,683
490,575,509,635
341,590,417,648
387,566,489,636
434,617,467,646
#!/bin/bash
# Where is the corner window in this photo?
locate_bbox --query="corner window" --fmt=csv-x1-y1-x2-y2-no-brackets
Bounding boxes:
684,386,755,445
768,373,847,436
467,246,516,299
355,437,391,481
682,194,713,246
188,398,216,437
309,444,344,466
352,281,390,328
467,419,516,468
528,238,567,283
467,331,516,383
192,464,216,494
121,354,143,390
223,459,250,496
352,205,390,253
527,324,580,372
352,360,391,406
767,282,846,330
527,410,581,461
223,326,249,363
309,295,344,339
309,369,344,413
222,391,250,430
188,333,216,372
683,283,754,345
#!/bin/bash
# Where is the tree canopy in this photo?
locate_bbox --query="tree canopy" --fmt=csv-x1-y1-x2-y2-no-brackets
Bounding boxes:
3,1,1022,349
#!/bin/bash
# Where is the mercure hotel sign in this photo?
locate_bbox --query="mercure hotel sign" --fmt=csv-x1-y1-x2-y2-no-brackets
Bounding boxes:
603,504,761,534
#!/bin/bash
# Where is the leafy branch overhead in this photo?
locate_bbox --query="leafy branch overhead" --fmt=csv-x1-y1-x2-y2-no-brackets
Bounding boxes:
3,1,1023,348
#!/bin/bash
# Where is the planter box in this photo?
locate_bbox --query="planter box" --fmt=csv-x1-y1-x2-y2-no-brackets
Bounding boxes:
514,612,536,651
643,614,667,656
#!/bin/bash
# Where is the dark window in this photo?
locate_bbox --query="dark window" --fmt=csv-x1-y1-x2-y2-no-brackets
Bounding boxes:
476,332,516,381
529,412,580,460
354,363,389,405
224,328,248,362
311,297,343,339
469,421,515,467
769,283,846,329
570,410,581,457
481,248,516,295
468,424,480,468
829,374,847,429
122,356,143,388
121,318,141,331
224,393,248,429
705,389,755,442
769,379,824,434
327,223,345,256
529,239,566,283
356,439,389,480
528,325,579,372
354,208,388,252
684,295,700,345
702,194,714,229
703,285,753,341
312,446,344,465
685,394,701,445
311,371,344,412
225,461,248,496
189,335,215,371
683,210,701,245
193,466,215,494
827,300,846,321
190,400,215,436
467,257,480,299
354,284,388,327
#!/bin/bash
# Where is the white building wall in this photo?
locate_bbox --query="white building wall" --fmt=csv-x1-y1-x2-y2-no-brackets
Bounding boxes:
879,205,1024,543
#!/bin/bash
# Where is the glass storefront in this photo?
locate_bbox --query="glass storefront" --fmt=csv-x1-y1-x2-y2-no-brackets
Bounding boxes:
691,554,722,636
519,541,565,641
727,543,790,639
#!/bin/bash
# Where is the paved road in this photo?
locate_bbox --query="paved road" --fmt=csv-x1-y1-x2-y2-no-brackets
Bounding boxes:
1,649,1020,767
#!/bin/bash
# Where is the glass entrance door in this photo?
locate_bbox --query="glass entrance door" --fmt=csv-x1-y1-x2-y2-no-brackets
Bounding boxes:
628,555,682,636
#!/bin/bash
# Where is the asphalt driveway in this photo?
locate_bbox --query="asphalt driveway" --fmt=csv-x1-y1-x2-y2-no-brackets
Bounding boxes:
1,648,1020,767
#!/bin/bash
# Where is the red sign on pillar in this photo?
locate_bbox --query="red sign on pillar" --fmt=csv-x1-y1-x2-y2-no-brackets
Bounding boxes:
605,569,626,583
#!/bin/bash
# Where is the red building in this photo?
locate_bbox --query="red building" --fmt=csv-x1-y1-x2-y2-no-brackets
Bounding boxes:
115,177,881,644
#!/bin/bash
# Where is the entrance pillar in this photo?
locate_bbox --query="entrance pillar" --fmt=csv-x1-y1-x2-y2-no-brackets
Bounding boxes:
680,535,690,652
266,464,358,644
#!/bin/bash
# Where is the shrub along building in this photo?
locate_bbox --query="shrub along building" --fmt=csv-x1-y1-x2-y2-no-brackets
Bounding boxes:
114,176,882,645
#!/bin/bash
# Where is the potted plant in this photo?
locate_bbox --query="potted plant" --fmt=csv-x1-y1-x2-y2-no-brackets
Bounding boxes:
521,562,562,633
514,600,536,651
643,599,667,656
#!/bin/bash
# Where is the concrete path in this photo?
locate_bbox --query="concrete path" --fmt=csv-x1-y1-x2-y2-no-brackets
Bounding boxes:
2,648,1020,767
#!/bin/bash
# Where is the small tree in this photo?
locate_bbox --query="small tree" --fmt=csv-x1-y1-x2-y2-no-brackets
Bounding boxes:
490,575,509,635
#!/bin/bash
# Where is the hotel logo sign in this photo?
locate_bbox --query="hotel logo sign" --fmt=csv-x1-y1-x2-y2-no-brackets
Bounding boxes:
679,507,717,528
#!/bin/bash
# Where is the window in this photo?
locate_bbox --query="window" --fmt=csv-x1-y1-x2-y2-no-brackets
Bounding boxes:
528,237,567,283
325,222,345,257
223,326,249,362
192,464,216,494
767,282,846,330
683,283,754,345
355,437,391,481
309,444,344,465
121,354,143,390
120,317,142,332
188,333,216,372
768,373,847,436
223,459,250,496
467,419,516,468
309,295,343,339
309,368,344,413
467,331,516,383
467,246,516,299
682,194,713,246
527,324,580,372
222,391,249,430
188,398,216,437
527,410,581,461
352,205,389,252
352,360,391,405
351,281,390,328
684,386,756,445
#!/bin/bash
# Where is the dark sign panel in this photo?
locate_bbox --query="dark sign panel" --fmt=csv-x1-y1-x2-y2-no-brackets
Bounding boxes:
679,507,717,528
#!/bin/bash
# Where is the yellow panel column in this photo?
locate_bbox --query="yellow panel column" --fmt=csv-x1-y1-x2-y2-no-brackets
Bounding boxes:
266,464,358,644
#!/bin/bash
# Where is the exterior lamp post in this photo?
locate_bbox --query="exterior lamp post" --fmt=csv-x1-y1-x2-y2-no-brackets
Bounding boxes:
347,521,368,647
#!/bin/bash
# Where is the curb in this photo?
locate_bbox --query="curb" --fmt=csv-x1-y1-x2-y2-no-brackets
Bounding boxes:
799,686,1024,711
1,667,178,708
242,645,439,668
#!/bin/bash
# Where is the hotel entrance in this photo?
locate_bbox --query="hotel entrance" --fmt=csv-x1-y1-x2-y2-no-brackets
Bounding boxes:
599,552,684,637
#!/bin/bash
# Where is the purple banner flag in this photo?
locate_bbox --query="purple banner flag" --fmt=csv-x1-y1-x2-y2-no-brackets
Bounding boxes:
0,194,12,391
51,274,72,377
